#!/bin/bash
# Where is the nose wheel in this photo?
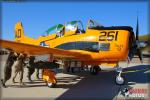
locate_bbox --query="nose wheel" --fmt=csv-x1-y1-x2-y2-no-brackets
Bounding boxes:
115,75,125,85
115,67,125,85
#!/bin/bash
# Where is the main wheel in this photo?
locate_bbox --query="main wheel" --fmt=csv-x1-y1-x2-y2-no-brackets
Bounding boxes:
90,66,99,75
115,75,125,85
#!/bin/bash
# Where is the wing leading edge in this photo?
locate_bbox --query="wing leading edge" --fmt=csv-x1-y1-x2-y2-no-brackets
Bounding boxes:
0,39,84,59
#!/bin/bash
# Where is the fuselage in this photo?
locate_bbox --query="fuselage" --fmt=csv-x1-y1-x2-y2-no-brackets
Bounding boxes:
15,26,133,65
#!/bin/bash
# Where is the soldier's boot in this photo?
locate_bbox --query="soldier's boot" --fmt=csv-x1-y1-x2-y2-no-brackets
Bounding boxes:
1,79,6,88
19,81,25,86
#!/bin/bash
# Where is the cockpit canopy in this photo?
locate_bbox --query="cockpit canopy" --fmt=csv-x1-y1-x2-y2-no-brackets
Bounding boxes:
65,21,78,31
42,19,103,37
65,20,85,33
42,24,64,36
87,19,103,29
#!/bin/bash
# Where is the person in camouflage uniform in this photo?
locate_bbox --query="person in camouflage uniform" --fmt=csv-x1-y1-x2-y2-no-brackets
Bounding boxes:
27,56,40,81
1,51,18,88
12,53,27,85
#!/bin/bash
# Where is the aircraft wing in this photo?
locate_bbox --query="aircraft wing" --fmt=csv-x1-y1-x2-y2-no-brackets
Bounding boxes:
0,39,85,59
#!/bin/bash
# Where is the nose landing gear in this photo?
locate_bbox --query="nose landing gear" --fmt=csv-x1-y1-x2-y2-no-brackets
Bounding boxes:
116,75,124,85
115,67,125,85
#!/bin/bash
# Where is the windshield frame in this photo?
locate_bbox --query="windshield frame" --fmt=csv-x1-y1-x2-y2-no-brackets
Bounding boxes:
87,19,103,29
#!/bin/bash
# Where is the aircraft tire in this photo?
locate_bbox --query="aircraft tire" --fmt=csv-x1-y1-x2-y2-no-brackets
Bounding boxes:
115,75,125,85
90,66,99,75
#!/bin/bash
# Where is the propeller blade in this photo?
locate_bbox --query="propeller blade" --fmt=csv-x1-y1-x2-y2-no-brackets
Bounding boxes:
136,17,139,40
137,48,143,63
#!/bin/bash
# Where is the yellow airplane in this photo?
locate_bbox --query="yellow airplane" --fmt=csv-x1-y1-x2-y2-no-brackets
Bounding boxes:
0,19,143,86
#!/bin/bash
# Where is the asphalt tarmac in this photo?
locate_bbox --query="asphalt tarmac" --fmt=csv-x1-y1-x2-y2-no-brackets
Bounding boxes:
0,55,150,100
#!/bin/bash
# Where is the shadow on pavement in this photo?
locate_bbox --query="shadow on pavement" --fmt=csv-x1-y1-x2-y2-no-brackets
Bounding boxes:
56,64,150,100
56,71,121,100
6,79,46,88
123,64,150,84
8,84,47,88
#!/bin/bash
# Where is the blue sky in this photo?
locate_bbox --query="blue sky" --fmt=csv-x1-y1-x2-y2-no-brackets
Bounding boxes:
1,1,149,40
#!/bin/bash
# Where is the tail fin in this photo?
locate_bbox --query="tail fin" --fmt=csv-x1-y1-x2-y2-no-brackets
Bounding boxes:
14,22,24,40
14,22,38,45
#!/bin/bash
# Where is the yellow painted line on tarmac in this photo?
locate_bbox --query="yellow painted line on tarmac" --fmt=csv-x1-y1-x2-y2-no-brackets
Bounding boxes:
122,68,149,74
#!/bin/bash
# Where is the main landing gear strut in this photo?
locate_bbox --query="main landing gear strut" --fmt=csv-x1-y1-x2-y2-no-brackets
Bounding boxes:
90,66,101,75
115,67,125,85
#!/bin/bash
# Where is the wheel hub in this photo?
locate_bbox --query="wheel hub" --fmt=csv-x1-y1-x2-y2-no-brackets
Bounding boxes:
116,76,124,85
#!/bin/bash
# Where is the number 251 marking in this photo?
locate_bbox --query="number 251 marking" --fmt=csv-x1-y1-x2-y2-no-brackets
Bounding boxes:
99,31,118,41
